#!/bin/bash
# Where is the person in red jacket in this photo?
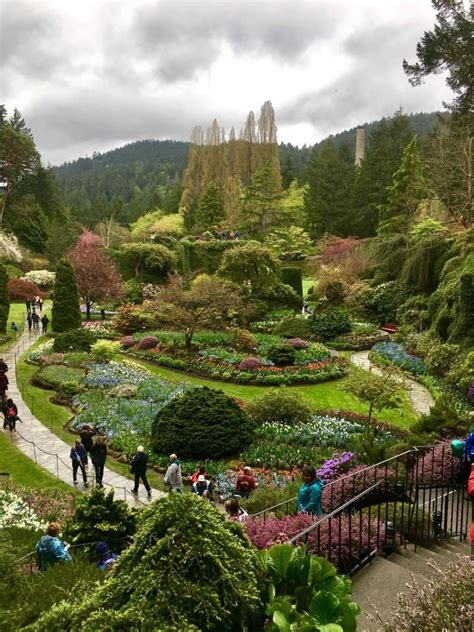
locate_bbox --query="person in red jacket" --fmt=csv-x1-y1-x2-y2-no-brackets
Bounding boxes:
236,466,258,499
467,464,474,559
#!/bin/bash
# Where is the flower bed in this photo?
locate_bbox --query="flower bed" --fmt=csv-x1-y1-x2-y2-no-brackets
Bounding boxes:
3,483,75,523
331,330,390,351
35,365,86,388
370,341,429,376
0,490,47,530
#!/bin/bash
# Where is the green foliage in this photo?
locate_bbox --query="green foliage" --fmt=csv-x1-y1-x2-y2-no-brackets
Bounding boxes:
267,343,297,366
196,181,225,230
266,226,312,261
0,264,9,335
257,544,360,631
37,494,261,631
281,267,303,296
343,368,402,424
218,241,281,295
364,281,409,324
51,258,81,333
410,217,447,240
53,328,96,353
124,278,144,303
273,317,311,339
400,233,450,293
260,282,303,312
311,308,351,341
446,350,474,393
241,481,300,516
152,386,254,459
36,365,86,388
178,239,241,274
116,242,176,282
425,343,460,377
396,296,431,331
411,394,467,438
240,162,284,239
246,388,312,426
64,487,136,556
90,339,120,362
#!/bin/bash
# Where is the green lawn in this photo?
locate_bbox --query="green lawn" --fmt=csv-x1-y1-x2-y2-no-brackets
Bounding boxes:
121,355,418,429
302,277,314,297
0,301,52,352
0,432,72,491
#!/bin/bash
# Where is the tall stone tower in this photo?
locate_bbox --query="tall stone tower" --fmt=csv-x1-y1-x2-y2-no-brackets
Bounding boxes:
355,127,365,167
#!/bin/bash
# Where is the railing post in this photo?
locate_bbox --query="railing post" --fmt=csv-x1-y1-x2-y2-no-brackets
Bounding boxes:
56,454,59,478
32,443,37,464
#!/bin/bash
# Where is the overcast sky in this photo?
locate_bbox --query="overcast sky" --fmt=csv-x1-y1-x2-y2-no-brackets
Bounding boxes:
1,0,452,166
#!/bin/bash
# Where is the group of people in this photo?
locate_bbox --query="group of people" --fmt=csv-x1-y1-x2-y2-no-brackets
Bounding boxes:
70,425,108,488
35,522,117,572
26,310,49,334
26,297,44,313
0,358,21,431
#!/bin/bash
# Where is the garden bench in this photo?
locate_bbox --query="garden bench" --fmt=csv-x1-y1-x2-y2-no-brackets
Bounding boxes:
380,323,397,334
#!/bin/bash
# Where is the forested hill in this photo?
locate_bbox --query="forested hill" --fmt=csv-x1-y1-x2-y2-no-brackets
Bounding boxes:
54,111,439,228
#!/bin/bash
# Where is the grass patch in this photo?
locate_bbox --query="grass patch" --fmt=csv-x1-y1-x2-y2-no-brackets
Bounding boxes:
119,354,417,429
0,432,72,491
302,277,313,297
37,365,86,387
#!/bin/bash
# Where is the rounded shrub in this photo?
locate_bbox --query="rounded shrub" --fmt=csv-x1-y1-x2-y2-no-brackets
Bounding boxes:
152,386,254,459
267,343,296,366
273,317,311,339
91,340,120,362
239,357,262,371
311,308,351,341
53,328,96,353
231,328,257,352
246,388,312,425
137,335,158,350
287,338,309,349
120,335,136,349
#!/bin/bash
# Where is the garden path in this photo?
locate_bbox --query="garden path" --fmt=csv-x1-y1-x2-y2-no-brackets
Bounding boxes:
351,350,435,416
2,330,164,506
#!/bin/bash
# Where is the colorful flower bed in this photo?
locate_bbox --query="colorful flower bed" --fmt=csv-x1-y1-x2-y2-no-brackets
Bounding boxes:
0,490,47,530
370,341,429,376
3,483,75,523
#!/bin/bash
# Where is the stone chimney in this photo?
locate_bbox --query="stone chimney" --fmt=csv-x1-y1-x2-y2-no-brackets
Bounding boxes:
355,127,365,167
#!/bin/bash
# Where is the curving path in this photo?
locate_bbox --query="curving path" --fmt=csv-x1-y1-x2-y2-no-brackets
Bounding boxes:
2,330,164,506
351,350,435,416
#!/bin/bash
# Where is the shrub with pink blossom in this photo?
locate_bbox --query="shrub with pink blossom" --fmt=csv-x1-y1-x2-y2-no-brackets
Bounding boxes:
5,483,75,523
120,335,136,349
411,441,465,484
238,357,262,371
136,335,158,350
287,338,309,349
317,452,354,483
323,464,397,511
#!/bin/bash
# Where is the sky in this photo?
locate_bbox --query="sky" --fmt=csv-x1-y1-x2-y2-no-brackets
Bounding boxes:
1,0,453,166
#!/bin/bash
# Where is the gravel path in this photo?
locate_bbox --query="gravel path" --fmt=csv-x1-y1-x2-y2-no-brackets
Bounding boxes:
351,350,435,417
2,330,164,506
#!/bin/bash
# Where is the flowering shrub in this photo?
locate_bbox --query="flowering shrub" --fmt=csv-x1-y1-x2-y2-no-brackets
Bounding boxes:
370,342,429,376
0,490,46,530
23,269,55,289
136,335,158,350
4,483,75,523
239,357,262,371
317,452,354,482
323,464,397,511
411,441,465,484
0,231,22,264
286,338,309,349
28,340,55,362
120,335,135,349
81,320,114,338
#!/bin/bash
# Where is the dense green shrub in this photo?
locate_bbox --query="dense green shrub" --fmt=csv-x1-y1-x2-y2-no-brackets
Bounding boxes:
36,494,261,631
246,388,312,426
64,487,136,556
364,281,409,324
91,339,120,362
53,328,96,353
311,307,351,340
446,350,474,393
425,343,460,377
36,365,86,388
51,258,81,332
0,264,10,335
281,267,303,296
260,282,303,311
124,278,144,303
273,316,311,339
231,328,257,352
116,243,176,282
267,342,297,366
411,394,467,437
152,387,254,460
179,238,242,273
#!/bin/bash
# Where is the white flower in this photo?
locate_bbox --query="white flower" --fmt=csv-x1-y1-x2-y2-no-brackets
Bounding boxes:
0,231,22,264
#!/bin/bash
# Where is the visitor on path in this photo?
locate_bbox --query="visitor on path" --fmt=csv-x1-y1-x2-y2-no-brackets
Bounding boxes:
130,445,152,496
3,398,20,431
79,424,95,458
224,497,248,521
465,419,474,464
236,466,258,499
90,436,107,487
0,371,9,397
26,313,32,333
0,358,7,373
164,453,183,493
297,466,323,516
101,308,106,321
189,464,208,484
192,475,212,497
38,297,43,312
70,440,88,486
25,300,31,314
95,541,118,571
10,322,19,335
41,314,49,334
36,522,72,571
31,310,40,331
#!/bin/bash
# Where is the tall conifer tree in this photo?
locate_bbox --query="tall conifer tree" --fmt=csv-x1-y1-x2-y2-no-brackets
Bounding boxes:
52,258,81,332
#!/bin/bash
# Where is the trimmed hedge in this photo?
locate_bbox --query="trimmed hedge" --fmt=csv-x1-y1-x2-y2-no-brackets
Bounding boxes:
281,267,303,297
53,328,96,353
273,317,311,339
52,258,81,333
152,387,254,459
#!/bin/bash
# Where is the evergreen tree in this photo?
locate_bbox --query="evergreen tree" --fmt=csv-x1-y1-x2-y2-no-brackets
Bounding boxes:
378,136,428,235
196,181,225,230
240,162,284,238
0,263,10,335
281,153,296,188
351,112,414,236
52,258,81,332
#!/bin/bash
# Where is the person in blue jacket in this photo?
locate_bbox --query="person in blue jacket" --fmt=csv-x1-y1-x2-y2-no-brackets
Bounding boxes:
95,541,118,571
465,419,474,463
297,466,323,516
70,439,88,486
36,522,72,571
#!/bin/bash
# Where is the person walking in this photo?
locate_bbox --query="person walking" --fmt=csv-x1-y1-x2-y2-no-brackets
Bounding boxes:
79,424,95,460
130,445,152,496
26,313,33,333
0,371,9,398
3,398,20,431
70,439,88,486
36,522,72,571
38,297,43,312
31,310,40,331
41,314,49,334
164,453,183,493
90,436,107,487
0,358,7,373
297,466,323,516
25,300,31,315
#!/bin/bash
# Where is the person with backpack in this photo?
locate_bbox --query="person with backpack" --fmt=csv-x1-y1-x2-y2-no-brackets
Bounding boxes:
297,465,323,516
31,310,40,331
79,424,95,459
130,446,152,497
70,440,88,486
90,436,107,487
41,314,49,334
3,398,20,431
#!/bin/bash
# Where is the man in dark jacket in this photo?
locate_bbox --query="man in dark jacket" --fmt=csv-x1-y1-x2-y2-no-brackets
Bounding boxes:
79,425,95,457
130,445,152,497
0,359,7,373
41,314,49,334
70,440,88,486
90,436,107,487
0,371,9,397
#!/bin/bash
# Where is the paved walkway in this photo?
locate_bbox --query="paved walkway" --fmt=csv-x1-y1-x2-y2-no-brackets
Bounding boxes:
351,350,435,416
2,330,164,506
